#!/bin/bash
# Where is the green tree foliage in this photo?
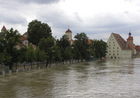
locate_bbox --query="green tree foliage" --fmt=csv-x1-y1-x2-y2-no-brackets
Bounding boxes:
27,20,52,45
24,45,36,64
59,35,70,48
92,40,107,58
0,28,21,70
51,45,62,62
39,37,55,64
58,35,73,61
18,47,27,63
34,47,46,62
0,20,108,72
39,37,55,51
73,33,90,60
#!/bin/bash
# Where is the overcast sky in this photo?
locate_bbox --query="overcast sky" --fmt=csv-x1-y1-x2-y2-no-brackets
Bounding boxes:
0,0,140,44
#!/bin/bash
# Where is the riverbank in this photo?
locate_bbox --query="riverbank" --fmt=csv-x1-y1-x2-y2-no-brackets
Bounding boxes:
0,60,89,76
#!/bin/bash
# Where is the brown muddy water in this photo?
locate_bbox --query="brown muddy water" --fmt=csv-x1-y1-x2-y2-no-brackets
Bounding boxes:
0,58,140,98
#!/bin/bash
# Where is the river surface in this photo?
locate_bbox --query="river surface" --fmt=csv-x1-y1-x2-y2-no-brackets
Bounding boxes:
0,58,140,98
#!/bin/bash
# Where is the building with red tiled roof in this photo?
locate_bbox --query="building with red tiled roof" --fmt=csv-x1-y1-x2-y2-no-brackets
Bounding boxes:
106,33,136,59
0,26,35,49
135,45,140,55
20,36,28,46
135,45,140,51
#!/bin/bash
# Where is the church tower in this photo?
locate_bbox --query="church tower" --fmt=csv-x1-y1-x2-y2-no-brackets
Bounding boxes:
127,32,136,55
127,32,134,49
1,26,7,32
65,28,72,41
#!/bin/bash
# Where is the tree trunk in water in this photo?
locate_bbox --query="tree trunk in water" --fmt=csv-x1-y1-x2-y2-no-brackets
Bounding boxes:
31,62,32,69
9,64,13,71
46,61,48,68
24,64,26,70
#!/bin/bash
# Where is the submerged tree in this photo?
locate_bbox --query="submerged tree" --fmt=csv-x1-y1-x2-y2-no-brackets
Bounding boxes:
92,40,107,59
73,33,90,60
39,36,55,65
0,28,21,70
0,19,108,73
58,35,73,62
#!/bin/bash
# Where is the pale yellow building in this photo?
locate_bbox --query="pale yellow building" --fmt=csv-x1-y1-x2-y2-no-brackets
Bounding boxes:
107,33,136,59
64,28,73,44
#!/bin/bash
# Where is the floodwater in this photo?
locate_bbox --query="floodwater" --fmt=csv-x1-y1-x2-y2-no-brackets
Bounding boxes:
0,58,140,98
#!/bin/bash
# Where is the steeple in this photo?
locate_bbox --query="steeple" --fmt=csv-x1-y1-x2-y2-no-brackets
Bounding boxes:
1,26,7,32
127,32,134,49
127,32,133,41
129,32,131,36
64,28,73,45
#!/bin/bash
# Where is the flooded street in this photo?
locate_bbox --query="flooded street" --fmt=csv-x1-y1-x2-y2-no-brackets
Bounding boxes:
0,58,140,98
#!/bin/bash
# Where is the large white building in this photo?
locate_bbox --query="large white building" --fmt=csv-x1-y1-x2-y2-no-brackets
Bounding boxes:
106,33,136,59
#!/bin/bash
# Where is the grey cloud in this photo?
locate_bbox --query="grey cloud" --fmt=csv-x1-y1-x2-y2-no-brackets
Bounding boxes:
0,13,27,25
38,10,83,31
17,0,61,4
1,0,140,42
38,11,140,37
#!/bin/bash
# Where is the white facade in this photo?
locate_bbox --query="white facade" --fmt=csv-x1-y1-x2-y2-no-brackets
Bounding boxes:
121,50,132,59
65,30,72,41
107,33,132,59
65,29,73,45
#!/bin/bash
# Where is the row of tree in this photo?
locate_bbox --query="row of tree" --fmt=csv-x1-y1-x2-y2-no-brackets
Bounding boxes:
0,20,107,71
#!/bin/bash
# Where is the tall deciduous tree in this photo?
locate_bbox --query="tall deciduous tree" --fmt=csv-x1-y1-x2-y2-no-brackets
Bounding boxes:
73,33,90,60
0,28,21,70
58,35,72,62
39,37,55,64
27,20,52,45
92,40,107,58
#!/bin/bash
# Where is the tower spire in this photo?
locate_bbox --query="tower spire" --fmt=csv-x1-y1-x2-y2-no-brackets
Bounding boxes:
1,25,7,32
129,32,131,36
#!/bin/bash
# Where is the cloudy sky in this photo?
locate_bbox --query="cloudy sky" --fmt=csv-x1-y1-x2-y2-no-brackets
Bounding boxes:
0,0,140,44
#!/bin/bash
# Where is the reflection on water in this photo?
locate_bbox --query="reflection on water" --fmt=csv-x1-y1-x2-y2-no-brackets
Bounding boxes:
0,58,140,98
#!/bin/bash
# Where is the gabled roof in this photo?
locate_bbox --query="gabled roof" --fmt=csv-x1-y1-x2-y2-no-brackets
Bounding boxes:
112,33,131,50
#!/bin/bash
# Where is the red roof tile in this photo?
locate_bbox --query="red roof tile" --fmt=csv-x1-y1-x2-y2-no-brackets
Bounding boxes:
112,33,131,50
135,45,140,52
